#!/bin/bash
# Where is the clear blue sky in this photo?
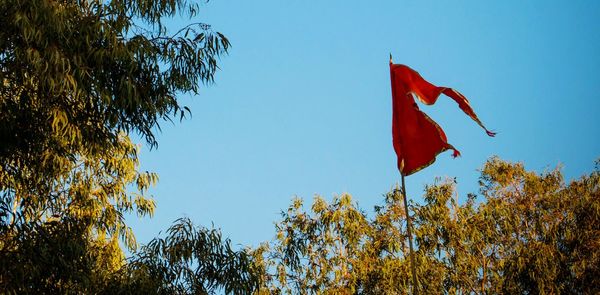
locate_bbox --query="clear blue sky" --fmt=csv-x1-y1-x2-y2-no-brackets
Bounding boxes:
127,0,600,248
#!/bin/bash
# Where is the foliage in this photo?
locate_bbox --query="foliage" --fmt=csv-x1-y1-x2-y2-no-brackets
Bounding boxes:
0,215,260,294
0,0,229,200
105,217,260,295
0,134,155,292
0,0,242,293
1,134,156,248
0,216,122,293
256,157,600,294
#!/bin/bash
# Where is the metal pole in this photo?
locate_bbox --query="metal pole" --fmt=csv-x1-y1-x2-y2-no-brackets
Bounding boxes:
401,174,419,295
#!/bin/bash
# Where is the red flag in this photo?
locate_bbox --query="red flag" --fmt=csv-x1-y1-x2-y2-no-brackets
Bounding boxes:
390,60,495,176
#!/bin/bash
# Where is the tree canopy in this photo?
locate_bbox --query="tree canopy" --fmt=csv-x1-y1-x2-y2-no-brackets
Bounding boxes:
0,1,253,293
0,0,229,200
255,157,600,294
0,0,228,252
108,217,260,294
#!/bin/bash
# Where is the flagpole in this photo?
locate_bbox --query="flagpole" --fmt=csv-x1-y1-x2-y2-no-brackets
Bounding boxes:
401,173,419,295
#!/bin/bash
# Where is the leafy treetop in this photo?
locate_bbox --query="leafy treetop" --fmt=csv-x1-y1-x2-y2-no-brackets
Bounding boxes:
0,0,229,197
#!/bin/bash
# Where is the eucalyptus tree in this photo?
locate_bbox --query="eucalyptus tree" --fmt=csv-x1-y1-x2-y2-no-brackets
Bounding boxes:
0,0,241,292
1,0,228,244
0,0,229,210
256,158,600,294
106,218,261,295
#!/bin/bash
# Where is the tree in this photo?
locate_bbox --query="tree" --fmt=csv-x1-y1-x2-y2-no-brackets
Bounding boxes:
0,0,229,250
0,214,260,294
256,157,600,294
0,0,251,292
0,216,126,293
0,0,229,210
0,132,155,292
106,218,261,295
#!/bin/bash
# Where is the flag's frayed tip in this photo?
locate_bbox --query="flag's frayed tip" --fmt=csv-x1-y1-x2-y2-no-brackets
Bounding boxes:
486,130,497,137
452,149,461,158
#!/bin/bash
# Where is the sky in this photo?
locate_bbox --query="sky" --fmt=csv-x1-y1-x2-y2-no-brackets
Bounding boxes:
127,0,600,249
